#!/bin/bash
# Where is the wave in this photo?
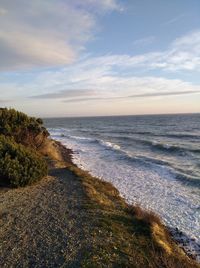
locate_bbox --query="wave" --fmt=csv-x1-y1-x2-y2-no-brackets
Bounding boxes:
99,140,121,150
59,131,200,158
119,136,200,154
58,133,122,151
162,133,200,139
151,141,181,152
71,137,200,187
108,130,155,135
131,154,172,167
174,171,200,188
98,142,200,187
151,141,200,154
52,130,200,157
50,130,200,188
65,134,172,167
67,135,94,141
105,130,200,140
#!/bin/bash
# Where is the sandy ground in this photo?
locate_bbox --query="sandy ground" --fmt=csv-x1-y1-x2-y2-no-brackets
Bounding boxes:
0,167,93,268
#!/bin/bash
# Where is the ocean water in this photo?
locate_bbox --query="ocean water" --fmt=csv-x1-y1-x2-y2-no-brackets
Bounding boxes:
44,114,200,255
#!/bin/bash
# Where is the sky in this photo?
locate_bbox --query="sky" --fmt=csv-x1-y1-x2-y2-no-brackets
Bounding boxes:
0,0,200,117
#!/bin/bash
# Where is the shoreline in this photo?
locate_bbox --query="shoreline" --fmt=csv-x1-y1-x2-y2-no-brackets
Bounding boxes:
0,138,199,267
56,139,200,263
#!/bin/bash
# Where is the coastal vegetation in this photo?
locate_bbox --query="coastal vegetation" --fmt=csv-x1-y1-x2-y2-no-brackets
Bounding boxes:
0,108,49,149
0,135,47,187
0,108,48,187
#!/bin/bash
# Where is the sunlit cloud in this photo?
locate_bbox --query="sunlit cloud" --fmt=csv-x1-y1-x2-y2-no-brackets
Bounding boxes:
2,30,200,106
86,30,200,72
0,0,122,71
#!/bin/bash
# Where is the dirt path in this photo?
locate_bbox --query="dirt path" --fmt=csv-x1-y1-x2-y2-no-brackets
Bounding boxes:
0,168,92,268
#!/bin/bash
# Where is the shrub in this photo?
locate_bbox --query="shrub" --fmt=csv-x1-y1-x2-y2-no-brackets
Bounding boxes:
0,108,49,148
0,135,48,187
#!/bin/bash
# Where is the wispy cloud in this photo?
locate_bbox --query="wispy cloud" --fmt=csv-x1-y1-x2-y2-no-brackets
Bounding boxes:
0,0,121,71
63,90,200,103
74,30,200,72
128,90,200,98
26,61,200,103
63,97,105,103
31,89,95,99
163,14,186,26
132,36,155,47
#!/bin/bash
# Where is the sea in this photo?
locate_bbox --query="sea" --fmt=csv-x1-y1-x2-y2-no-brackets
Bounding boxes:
44,114,200,257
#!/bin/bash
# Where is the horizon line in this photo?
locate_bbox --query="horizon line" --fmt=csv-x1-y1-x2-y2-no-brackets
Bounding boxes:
42,111,200,119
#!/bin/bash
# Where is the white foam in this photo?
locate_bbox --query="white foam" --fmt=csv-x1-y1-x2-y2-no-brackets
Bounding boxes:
50,130,200,261
99,140,121,150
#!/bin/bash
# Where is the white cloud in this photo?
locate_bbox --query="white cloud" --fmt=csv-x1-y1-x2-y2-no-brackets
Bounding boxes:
1,28,200,108
3,50,200,104
24,57,200,102
93,30,200,72
1,48,200,117
0,0,121,71
0,1,197,74
140,31,200,72
0,31,75,70
152,31,200,71
68,30,200,74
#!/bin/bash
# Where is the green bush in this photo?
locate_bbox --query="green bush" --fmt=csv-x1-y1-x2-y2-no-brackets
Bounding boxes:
0,108,49,148
0,135,48,187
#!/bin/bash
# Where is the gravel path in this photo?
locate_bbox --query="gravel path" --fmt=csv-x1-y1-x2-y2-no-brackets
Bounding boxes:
0,168,92,268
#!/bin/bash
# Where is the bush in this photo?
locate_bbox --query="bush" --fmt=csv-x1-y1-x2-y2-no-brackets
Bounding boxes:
0,136,48,187
0,108,49,148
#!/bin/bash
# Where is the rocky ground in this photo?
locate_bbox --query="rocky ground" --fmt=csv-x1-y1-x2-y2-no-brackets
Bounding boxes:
0,167,93,268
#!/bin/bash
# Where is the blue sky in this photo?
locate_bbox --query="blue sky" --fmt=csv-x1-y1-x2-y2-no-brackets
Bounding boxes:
0,0,200,117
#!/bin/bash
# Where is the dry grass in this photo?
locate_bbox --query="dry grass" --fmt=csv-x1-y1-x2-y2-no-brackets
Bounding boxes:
68,164,200,268
127,204,162,225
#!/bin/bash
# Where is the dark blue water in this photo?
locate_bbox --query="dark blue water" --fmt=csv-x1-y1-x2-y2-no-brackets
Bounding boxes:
44,114,200,255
